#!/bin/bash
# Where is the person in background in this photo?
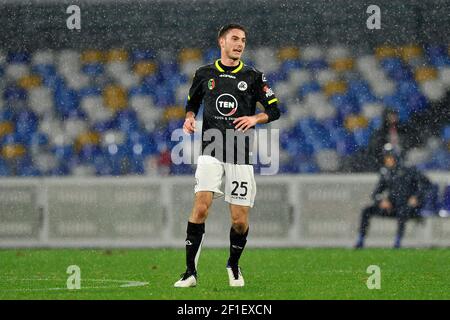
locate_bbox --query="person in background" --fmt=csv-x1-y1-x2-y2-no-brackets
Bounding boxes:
365,109,418,171
355,143,430,249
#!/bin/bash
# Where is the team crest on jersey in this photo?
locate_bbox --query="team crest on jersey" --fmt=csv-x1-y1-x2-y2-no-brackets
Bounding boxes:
216,93,238,116
208,79,215,90
237,81,248,91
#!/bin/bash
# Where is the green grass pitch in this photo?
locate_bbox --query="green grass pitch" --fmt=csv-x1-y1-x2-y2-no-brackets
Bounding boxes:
0,248,449,300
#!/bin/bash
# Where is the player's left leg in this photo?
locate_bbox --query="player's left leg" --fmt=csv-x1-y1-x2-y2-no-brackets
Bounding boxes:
226,204,249,286
223,163,256,287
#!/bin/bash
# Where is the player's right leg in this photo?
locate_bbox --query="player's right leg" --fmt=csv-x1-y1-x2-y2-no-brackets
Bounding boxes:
174,156,224,288
174,191,212,287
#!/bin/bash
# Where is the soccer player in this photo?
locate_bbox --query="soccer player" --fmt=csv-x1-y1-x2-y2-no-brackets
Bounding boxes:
174,23,280,287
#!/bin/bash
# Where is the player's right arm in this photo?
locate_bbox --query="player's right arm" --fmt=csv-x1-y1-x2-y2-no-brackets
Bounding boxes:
184,69,205,134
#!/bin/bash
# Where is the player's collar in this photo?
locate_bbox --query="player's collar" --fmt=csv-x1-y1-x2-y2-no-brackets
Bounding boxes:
215,59,244,73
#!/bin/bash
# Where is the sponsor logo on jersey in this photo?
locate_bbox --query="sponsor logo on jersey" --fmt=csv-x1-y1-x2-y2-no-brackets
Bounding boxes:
237,81,248,91
208,79,215,90
216,93,238,116
219,74,236,79
263,85,274,97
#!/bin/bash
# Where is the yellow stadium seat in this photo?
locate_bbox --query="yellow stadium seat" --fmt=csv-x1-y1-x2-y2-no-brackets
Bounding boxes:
344,115,369,131
375,46,399,59
106,49,129,62
0,122,14,138
75,131,101,152
400,44,422,61
1,144,26,159
18,75,42,89
133,61,157,77
324,81,347,96
278,47,300,61
331,58,354,72
415,67,438,82
163,106,185,121
178,48,202,64
103,85,128,111
81,49,104,64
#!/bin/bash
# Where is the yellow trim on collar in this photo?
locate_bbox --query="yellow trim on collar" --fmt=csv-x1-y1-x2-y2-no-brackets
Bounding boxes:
215,59,225,72
231,61,244,73
215,59,244,73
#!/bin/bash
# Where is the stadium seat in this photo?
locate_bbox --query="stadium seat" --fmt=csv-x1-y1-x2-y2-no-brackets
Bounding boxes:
0,44,449,176
439,186,450,217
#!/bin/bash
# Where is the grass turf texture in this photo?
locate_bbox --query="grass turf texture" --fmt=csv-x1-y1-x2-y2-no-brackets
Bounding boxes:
0,248,449,300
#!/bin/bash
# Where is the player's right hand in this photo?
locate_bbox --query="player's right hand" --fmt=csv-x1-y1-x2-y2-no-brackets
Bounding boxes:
183,117,196,134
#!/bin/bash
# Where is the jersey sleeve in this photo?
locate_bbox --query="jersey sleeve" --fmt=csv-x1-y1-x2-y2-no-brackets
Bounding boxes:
185,69,205,116
255,71,280,123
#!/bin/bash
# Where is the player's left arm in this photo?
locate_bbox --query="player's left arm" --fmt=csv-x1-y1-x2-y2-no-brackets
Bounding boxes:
233,72,280,132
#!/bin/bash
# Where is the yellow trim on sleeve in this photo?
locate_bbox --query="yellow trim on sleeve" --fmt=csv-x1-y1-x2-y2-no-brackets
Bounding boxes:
215,59,225,72
188,95,191,101
268,98,278,105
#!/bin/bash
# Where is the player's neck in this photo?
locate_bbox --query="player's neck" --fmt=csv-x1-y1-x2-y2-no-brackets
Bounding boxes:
220,56,240,67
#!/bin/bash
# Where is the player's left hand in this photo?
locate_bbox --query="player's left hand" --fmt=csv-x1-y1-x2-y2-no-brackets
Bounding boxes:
233,116,257,133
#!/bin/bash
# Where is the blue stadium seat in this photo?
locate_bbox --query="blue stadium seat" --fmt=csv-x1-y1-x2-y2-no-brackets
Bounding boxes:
280,60,303,75
15,110,38,139
131,49,156,62
441,186,450,215
54,88,80,118
203,48,220,62
7,51,31,64
420,183,440,216
78,86,102,97
443,126,450,142
3,85,27,103
298,82,321,98
306,59,328,70
82,63,104,77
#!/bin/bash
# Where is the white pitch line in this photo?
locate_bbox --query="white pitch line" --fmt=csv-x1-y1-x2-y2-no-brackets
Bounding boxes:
0,278,149,292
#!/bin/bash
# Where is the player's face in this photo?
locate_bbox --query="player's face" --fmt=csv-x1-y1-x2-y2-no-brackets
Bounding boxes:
220,29,246,61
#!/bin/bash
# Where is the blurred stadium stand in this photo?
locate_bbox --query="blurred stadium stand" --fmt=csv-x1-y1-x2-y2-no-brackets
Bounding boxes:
0,0,449,248
1,44,449,176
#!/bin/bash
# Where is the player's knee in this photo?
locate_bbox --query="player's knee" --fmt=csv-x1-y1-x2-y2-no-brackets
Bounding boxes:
231,216,248,234
192,202,209,221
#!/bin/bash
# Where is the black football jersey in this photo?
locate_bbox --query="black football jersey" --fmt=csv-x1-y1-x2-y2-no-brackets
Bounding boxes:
185,59,280,164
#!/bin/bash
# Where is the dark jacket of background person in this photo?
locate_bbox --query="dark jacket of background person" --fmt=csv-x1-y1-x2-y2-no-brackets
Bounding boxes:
371,163,430,210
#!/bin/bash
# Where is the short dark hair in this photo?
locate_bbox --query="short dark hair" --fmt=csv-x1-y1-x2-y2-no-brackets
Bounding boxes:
217,23,247,39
